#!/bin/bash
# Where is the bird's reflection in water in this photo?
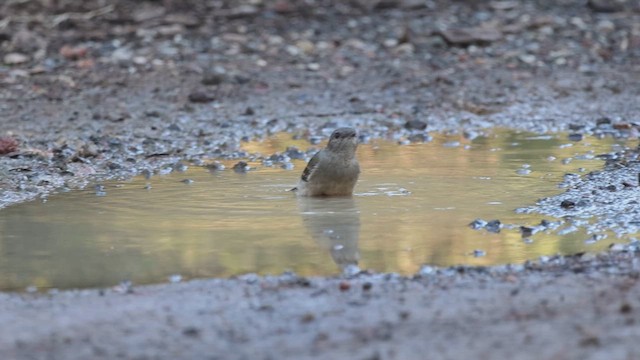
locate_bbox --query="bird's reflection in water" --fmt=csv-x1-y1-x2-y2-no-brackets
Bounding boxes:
297,197,360,274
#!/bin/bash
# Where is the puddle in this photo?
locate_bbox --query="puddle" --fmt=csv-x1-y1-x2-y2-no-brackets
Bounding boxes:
0,130,632,291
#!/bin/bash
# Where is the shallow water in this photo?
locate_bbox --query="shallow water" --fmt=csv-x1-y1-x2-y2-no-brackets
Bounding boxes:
0,130,630,290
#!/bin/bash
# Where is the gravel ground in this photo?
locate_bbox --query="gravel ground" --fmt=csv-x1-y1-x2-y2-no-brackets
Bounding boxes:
1,0,640,358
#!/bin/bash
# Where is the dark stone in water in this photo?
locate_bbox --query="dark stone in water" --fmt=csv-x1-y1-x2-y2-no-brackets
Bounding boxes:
233,161,249,173
568,133,583,141
468,219,487,230
520,226,534,237
485,220,502,233
408,133,432,143
473,249,486,257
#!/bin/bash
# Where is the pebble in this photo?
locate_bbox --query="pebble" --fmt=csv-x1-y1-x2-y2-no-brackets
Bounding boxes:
233,161,250,173
438,27,502,46
568,133,584,141
485,220,502,233
473,249,486,257
469,219,487,230
404,120,427,130
188,91,216,103
4,53,29,65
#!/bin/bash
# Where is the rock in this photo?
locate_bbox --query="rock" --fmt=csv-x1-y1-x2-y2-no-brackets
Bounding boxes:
588,0,623,12
520,226,534,237
205,161,225,172
4,53,29,65
568,133,583,141
132,5,165,22
473,249,486,257
438,27,502,46
469,219,487,230
560,200,576,209
408,133,432,143
0,137,19,155
485,220,502,233
404,119,427,130
111,48,133,62
59,45,88,60
233,161,249,173
188,91,216,103
226,5,259,19
201,73,225,86
164,14,201,27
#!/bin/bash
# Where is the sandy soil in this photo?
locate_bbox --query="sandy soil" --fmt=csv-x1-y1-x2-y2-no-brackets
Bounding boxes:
1,0,640,358
2,253,640,360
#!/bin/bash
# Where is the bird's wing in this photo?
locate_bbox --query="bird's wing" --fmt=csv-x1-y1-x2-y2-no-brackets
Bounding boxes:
301,151,322,182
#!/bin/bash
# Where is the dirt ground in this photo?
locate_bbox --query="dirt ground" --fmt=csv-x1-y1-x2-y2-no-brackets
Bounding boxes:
1,0,640,358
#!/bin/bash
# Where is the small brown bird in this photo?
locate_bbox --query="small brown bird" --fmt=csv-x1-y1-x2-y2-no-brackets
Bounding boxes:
292,127,360,197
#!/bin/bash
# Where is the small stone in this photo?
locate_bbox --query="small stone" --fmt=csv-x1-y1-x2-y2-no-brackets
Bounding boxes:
438,27,502,46
408,133,433,143
484,220,502,234
173,162,188,172
568,133,583,141
485,220,502,233
0,137,19,155
111,48,133,62
226,5,259,19
620,303,632,314
205,161,225,172
588,0,623,12
59,45,88,60
188,91,216,103
300,313,316,323
233,161,249,173
182,327,201,337
520,226,534,237
418,265,436,276
404,120,427,130
4,53,29,65
596,117,612,127
339,281,350,291
560,200,576,209
469,219,487,230
473,249,486,257
201,73,225,86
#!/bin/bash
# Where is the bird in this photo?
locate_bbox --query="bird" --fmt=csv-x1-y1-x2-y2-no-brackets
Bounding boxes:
291,127,360,197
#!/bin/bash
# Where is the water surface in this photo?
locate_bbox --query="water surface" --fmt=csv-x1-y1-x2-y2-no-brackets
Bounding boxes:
0,130,630,290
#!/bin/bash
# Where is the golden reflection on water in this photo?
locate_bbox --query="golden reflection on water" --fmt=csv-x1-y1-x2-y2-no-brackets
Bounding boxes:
0,130,629,290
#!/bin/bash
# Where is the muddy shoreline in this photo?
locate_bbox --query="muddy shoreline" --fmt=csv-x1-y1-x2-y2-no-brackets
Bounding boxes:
2,0,640,358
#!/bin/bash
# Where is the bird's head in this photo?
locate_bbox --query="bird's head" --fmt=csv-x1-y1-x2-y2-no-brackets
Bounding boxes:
326,127,358,153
